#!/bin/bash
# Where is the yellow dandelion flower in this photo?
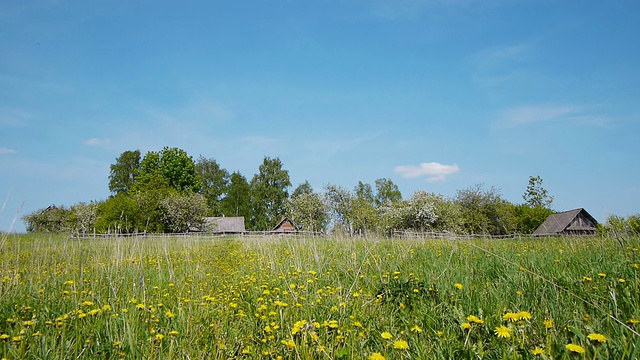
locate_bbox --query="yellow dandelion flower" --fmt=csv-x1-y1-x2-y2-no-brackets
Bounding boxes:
0,334,9,340
369,353,386,360
381,331,393,339
494,325,512,339
531,348,544,356
587,333,607,343
12,336,22,342
168,330,179,336
503,312,519,322
627,318,639,324
454,283,464,290
292,320,307,335
460,322,472,330
410,325,423,333
518,311,532,320
598,273,607,278
393,340,409,350
565,343,585,354
281,339,295,349
619,278,626,283
81,300,94,307
467,315,484,324
583,276,592,282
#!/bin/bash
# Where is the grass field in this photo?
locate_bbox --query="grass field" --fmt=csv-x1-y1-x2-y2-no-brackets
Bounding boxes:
0,233,638,359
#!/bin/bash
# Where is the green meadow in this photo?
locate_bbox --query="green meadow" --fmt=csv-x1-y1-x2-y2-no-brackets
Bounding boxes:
0,234,638,359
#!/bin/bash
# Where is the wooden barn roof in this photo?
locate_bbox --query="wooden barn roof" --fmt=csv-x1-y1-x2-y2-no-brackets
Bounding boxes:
533,208,598,235
203,217,246,233
272,216,298,232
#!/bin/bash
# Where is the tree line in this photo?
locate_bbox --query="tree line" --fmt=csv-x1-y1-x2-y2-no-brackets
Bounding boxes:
26,146,625,236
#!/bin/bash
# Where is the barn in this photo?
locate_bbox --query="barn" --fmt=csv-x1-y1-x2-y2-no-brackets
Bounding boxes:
272,216,298,233
533,208,598,236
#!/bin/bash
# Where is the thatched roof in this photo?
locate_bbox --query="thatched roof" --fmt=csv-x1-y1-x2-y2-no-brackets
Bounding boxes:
203,217,245,233
533,208,598,236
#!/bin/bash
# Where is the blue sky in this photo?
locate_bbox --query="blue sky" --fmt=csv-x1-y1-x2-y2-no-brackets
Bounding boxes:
1,1,639,232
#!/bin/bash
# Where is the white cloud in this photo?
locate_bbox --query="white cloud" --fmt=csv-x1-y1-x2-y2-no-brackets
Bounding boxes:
0,147,17,155
394,162,460,183
82,138,110,146
501,104,610,127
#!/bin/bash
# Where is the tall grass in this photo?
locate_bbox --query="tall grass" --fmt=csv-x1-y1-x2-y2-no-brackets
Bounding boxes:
0,234,638,359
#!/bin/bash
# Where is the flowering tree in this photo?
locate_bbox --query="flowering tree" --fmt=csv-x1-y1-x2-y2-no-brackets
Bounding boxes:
161,193,208,233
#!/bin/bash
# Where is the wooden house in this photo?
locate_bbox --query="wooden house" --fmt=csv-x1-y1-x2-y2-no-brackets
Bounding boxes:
272,216,298,233
533,208,598,236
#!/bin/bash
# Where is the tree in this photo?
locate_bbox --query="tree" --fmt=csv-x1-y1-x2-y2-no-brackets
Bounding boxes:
161,193,209,232
350,198,378,236
601,214,640,237
108,150,141,195
429,194,464,233
455,184,515,235
288,191,328,233
403,191,439,231
354,181,375,205
323,184,354,235
512,203,554,234
94,193,140,233
22,205,72,233
349,181,378,236
135,147,200,193
220,172,252,217
377,191,439,234
523,175,553,209
292,180,314,198
249,157,291,230
69,201,99,234
195,156,229,215
374,178,402,207
134,187,175,232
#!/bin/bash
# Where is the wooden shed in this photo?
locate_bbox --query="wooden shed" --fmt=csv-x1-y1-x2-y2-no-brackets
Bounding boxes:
272,216,298,233
202,217,245,234
533,208,598,236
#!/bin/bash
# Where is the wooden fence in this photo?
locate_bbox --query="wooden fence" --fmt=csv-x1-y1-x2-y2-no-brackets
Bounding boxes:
70,230,326,240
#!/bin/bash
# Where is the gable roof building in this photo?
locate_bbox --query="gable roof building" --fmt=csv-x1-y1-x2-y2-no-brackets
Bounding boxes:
533,208,598,236
272,216,298,233
202,217,245,234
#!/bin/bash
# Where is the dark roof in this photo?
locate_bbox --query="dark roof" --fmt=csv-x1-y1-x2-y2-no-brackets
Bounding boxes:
272,216,298,232
203,217,245,233
533,208,598,235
